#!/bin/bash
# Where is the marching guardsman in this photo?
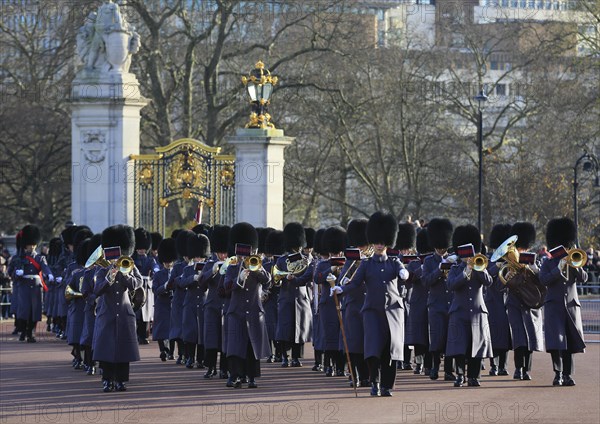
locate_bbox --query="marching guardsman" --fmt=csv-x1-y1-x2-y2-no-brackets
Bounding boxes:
396,222,417,370
507,222,544,380
180,233,211,369
539,217,587,387
485,224,512,376
224,222,272,388
66,230,92,368
421,218,455,381
132,228,158,345
262,229,285,363
275,223,313,367
200,225,230,379
332,211,410,397
337,219,370,386
315,226,347,377
152,238,177,362
150,232,163,259
445,225,493,387
169,230,194,364
45,238,63,332
406,228,432,375
8,224,53,342
310,229,326,371
93,225,143,392
80,234,102,375
55,225,80,339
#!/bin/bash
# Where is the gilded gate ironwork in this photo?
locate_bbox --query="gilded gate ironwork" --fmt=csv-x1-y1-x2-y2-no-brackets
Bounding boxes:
130,138,235,234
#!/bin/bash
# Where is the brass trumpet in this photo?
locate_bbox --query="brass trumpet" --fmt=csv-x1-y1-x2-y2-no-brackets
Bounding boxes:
468,254,489,272
244,255,262,272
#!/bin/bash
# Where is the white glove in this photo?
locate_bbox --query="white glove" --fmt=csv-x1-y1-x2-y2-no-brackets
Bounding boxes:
56,276,63,283
212,263,220,275
399,268,409,280
330,286,343,296
326,273,337,284
341,276,350,286
15,269,24,277
153,267,160,273
445,254,458,264
194,274,200,282
48,274,54,282
559,258,567,270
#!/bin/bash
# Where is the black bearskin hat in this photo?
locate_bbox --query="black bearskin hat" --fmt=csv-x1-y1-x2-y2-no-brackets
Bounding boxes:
283,222,306,251
305,228,316,249
171,229,182,240
176,230,194,259
313,229,326,256
73,227,93,254
48,238,63,257
511,222,536,250
265,230,285,256
323,226,348,254
416,229,431,254
134,227,152,250
158,238,178,264
396,223,416,251
452,224,482,253
210,225,230,253
367,211,398,247
76,238,91,266
20,224,42,247
192,224,210,236
101,225,136,257
150,232,163,251
489,224,512,250
347,219,368,247
228,222,258,256
546,217,577,249
61,225,79,246
187,233,211,259
427,218,453,250
87,234,102,258
258,227,274,254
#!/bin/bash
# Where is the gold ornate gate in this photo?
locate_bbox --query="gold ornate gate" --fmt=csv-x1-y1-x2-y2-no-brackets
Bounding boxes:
130,138,235,234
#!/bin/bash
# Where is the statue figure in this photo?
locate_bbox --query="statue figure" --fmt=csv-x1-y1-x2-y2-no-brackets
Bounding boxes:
75,0,140,74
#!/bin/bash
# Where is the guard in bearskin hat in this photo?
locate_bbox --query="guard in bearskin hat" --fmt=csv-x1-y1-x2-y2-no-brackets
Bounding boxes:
406,228,433,375
396,222,417,371
540,217,587,387
152,238,178,362
223,222,271,388
421,218,455,381
445,225,493,388
506,222,544,381
336,218,369,387
8,224,53,342
132,227,158,345
200,225,230,379
150,232,163,258
484,224,512,377
275,222,313,368
309,228,327,372
263,229,285,364
169,230,195,364
92,225,143,392
80,233,102,375
44,237,63,333
179,233,211,369
304,227,316,257
314,226,347,376
331,211,409,397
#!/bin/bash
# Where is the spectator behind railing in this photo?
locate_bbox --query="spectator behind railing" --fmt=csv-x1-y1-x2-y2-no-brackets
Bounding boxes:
0,257,12,319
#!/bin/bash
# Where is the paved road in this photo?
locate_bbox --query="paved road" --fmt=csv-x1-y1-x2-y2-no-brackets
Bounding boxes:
0,322,598,424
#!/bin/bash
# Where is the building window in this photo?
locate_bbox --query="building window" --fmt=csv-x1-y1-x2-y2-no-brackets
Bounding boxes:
496,84,506,96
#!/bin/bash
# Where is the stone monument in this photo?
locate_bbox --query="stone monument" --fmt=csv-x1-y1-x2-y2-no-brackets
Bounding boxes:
71,0,147,232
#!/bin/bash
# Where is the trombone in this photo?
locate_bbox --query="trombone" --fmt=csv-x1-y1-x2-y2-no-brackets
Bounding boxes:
561,248,587,280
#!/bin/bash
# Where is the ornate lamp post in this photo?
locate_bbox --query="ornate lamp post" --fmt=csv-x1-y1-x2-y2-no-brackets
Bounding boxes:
242,61,278,129
573,152,600,246
474,87,488,233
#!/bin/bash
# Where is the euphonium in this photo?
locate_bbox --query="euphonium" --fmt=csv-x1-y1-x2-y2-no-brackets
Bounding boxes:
85,246,111,268
468,254,489,272
65,276,83,301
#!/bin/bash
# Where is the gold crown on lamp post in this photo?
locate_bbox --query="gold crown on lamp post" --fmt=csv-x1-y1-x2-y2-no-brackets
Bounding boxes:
241,61,278,129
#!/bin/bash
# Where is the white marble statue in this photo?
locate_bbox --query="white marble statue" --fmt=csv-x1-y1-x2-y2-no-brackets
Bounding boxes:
76,0,140,74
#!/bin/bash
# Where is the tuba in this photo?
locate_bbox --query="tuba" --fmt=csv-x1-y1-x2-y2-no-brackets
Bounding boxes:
491,235,546,309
